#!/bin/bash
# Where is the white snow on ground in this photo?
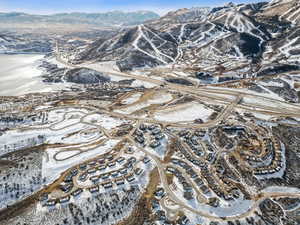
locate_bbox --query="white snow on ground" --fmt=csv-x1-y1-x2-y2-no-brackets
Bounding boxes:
131,79,157,88
47,56,72,68
241,87,285,101
251,112,274,120
42,139,119,185
0,115,102,156
243,96,300,112
0,54,73,96
259,80,284,87
59,127,103,145
50,112,84,130
255,142,286,180
130,70,151,76
281,76,295,88
178,24,186,43
55,150,82,161
114,102,149,115
0,129,46,156
171,175,255,218
153,102,213,122
204,92,237,101
0,122,94,147
184,210,207,225
173,71,190,78
262,186,300,194
114,92,173,115
86,61,134,82
48,108,89,120
47,123,95,145
82,113,128,130
145,137,168,160
278,3,300,24
132,25,175,65
121,93,142,105
147,92,173,104
277,36,300,59
26,108,89,129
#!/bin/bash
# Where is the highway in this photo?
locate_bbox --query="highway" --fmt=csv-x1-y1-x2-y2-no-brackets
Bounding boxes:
54,50,300,119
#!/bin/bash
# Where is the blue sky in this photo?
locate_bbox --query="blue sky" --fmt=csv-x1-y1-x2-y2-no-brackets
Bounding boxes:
0,0,267,15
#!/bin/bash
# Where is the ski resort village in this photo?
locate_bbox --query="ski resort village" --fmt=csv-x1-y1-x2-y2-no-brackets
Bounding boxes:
0,0,300,225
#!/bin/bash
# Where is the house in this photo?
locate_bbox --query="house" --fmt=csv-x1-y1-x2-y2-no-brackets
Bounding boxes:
151,128,161,135
154,188,165,198
46,199,56,207
126,174,135,182
115,178,125,186
105,154,114,161
135,136,145,144
70,168,78,176
182,182,192,192
143,157,151,164
79,173,88,182
128,157,136,163
39,193,49,202
103,182,113,189
59,196,70,204
178,215,189,225
139,124,147,130
135,129,143,136
97,165,107,171
194,177,204,187
64,174,73,183
98,159,105,164
89,186,99,193
151,199,160,210
171,158,180,165
72,188,83,197
135,168,143,176
60,183,73,193
101,173,110,180
116,157,125,163
179,130,189,137
150,140,161,148
120,168,128,175
200,185,210,194
90,175,100,183
183,191,193,200
88,161,97,166
108,161,116,167
166,167,176,174
155,133,164,140
148,124,157,130
111,171,119,178
79,164,87,170
87,168,96,174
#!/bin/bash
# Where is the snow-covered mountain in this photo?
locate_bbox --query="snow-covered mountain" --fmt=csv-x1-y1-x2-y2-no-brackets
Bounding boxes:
0,33,52,53
73,1,300,74
0,11,160,27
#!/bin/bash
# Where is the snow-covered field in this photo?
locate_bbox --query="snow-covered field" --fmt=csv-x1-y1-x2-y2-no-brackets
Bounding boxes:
82,113,129,129
42,139,119,185
0,54,72,96
121,93,142,105
114,92,173,115
153,102,214,122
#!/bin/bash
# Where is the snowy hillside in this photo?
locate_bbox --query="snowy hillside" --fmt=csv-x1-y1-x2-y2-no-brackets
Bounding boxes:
73,1,300,75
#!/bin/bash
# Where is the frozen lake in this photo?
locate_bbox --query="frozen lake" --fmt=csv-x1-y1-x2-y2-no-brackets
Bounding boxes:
0,54,66,96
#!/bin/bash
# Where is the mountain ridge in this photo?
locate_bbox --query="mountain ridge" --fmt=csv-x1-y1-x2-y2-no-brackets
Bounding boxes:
72,0,300,77
0,11,160,26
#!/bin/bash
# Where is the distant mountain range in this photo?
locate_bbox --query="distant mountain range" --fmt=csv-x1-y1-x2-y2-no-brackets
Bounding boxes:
73,0,300,74
0,11,160,26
